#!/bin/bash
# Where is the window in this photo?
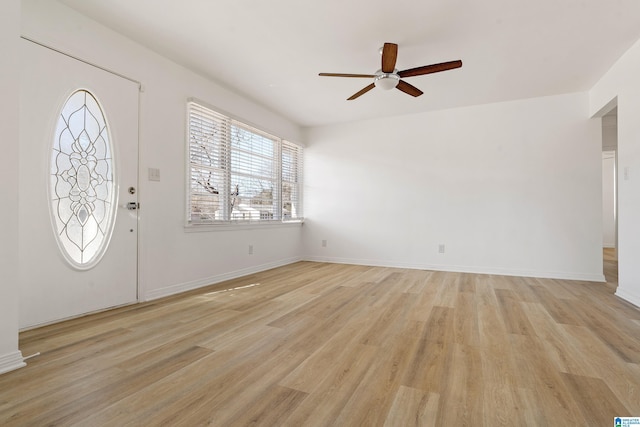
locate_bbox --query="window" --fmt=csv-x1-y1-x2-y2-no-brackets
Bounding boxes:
281,140,303,220
187,100,303,225
50,89,116,268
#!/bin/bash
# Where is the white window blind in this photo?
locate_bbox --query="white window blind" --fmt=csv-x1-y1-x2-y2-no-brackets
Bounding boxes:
187,101,303,224
281,140,303,220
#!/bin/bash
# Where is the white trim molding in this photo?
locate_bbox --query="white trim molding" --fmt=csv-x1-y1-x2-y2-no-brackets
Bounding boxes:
615,288,640,309
142,256,303,301
304,256,606,283
0,350,26,375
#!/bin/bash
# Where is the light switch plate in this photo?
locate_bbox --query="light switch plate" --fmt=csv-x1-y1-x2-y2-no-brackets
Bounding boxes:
148,168,160,181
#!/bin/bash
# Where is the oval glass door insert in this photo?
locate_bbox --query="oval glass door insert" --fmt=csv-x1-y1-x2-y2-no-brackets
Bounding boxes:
50,89,116,269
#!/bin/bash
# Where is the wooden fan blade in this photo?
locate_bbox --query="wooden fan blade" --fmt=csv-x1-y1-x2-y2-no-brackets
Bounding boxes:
319,73,376,78
398,60,462,78
347,83,376,100
381,43,398,73
396,80,423,97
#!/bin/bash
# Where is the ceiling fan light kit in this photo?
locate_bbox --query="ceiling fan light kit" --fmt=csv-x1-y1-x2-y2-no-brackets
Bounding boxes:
373,70,400,90
319,42,462,100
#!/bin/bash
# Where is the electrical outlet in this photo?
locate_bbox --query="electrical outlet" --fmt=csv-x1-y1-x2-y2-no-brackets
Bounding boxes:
438,244,445,254
248,244,254,255
322,239,327,247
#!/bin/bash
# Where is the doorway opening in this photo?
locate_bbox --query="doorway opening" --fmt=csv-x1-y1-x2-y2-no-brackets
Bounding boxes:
601,107,618,288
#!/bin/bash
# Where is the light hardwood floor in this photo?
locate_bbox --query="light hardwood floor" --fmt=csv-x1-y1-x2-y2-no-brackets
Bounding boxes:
603,247,618,286
1,252,639,426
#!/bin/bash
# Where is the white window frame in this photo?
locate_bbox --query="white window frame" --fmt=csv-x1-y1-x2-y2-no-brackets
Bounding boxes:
186,99,303,228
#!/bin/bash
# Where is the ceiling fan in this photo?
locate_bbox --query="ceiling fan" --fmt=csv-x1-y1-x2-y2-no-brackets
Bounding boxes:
319,42,462,100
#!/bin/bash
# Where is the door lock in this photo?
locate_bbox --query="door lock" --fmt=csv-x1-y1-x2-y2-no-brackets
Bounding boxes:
126,202,139,210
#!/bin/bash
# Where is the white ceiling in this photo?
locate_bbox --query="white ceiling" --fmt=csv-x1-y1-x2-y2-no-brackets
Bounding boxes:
59,0,640,128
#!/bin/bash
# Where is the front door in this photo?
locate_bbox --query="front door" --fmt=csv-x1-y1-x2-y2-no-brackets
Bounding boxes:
19,39,139,328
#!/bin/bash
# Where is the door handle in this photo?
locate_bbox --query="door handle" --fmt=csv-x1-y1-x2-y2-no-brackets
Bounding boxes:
124,202,139,210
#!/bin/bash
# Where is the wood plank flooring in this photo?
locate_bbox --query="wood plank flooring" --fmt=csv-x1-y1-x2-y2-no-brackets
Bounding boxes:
1,251,639,426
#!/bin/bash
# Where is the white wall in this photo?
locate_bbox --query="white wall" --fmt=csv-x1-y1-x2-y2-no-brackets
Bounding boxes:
602,151,616,248
304,92,603,281
21,0,304,304
590,38,640,306
0,0,25,373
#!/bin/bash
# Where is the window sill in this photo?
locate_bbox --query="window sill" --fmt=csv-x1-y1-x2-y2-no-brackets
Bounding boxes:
184,220,304,233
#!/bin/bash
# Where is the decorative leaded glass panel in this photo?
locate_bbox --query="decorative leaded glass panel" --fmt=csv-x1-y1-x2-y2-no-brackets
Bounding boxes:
50,90,116,268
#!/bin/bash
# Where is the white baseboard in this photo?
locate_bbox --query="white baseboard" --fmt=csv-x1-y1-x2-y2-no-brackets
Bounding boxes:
142,256,303,301
303,256,605,282
615,288,640,308
0,350,25,375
